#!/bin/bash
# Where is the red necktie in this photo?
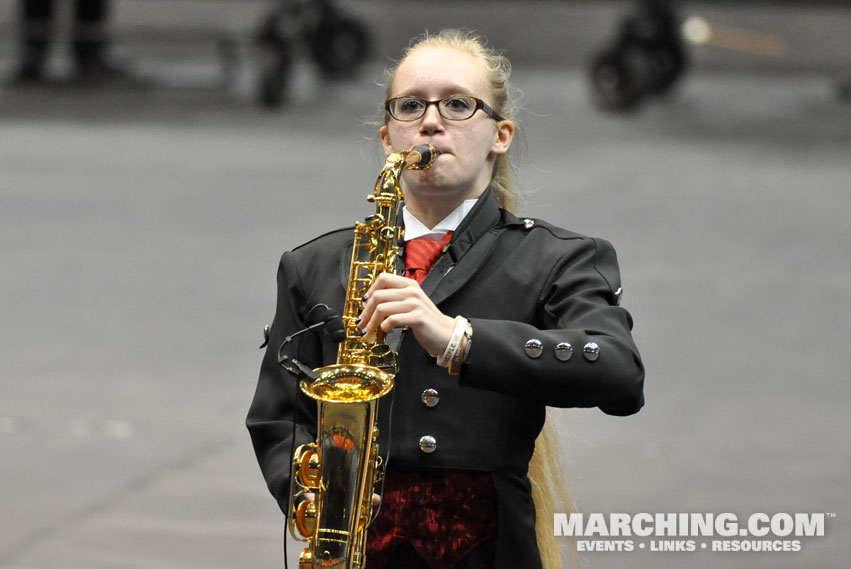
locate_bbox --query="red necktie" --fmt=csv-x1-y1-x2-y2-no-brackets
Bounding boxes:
404,232,453,284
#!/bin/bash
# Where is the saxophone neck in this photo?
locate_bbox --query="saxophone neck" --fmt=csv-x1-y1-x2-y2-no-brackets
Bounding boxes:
375,144,440,202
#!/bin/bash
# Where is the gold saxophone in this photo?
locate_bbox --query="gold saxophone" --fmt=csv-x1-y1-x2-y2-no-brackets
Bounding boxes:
288,144,439,569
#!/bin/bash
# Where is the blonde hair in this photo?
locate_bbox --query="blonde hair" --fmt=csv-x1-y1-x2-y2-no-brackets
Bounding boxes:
530,410,580,569
383,29,521,212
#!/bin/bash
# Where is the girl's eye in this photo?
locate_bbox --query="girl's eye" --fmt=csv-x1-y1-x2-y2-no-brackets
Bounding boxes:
399,99,425,112
444,97,472,110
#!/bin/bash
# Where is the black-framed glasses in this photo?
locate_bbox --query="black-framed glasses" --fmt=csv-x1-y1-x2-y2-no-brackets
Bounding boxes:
385,95,505,122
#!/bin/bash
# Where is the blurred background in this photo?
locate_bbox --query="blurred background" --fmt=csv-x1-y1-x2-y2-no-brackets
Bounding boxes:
1,1,849,568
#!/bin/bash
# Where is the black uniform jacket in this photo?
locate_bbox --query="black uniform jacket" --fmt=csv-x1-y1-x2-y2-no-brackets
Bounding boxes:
247,188,645,569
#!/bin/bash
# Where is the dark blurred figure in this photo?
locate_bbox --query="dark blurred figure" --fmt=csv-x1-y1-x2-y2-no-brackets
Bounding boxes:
16,0,120,83
255,0,370,107
590,0,687,112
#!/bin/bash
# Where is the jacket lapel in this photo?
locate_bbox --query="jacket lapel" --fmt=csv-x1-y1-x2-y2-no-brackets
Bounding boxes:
422,188,504,307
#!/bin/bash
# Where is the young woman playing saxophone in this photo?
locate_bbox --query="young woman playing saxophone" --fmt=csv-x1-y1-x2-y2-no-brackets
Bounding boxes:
248,29,645,569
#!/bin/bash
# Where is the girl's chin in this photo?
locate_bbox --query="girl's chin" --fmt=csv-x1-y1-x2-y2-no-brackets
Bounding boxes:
405,173,453,193
406,168,439,185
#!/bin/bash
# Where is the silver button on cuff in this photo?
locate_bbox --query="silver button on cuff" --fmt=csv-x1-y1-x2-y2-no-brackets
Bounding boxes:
523,218,535,229
419,435,437,453
421,388,440,408
583,342,600,361
555,342,573,361
524,339,543,358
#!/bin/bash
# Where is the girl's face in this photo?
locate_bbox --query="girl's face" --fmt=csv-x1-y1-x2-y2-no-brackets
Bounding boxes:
380,46,514,206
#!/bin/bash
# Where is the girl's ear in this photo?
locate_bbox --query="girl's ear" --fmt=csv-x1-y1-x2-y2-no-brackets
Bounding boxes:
491,120,515,155
379,125,393,156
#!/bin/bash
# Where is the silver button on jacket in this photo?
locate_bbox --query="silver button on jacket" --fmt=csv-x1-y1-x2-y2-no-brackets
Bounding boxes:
421,388,440,407
419,435,437,453
524,339,543,358
583,341,601,361
555,342,573,361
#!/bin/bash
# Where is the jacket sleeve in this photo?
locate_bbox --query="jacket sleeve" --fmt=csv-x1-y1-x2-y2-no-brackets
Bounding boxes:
246,252,321,513
460,237,644,416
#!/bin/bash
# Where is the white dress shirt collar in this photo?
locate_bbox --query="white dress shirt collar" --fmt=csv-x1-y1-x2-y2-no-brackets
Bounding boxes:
402,199,479,242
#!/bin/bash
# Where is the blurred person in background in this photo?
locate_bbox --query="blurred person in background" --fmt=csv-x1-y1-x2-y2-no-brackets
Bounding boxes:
15,0,119,82
247,29,645,569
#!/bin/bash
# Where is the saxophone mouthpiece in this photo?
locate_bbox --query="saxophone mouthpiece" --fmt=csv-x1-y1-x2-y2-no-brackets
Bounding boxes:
406,144,440,170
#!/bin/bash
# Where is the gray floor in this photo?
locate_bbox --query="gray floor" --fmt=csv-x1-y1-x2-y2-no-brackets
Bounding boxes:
2,3,850,569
